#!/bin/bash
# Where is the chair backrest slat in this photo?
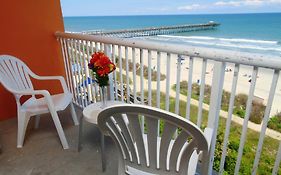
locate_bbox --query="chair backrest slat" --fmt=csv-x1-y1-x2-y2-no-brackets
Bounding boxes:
179,141,197,174
0,55,34,93
169,131,189,172
146,116,158,169
24,67,33,90
159,122,177,170
11,60,25,90
106,118,131,160
17,62,31,90
5,59,23,90
98,104,209,175
0,60,20,89
127,113,147,166
114,114,138,163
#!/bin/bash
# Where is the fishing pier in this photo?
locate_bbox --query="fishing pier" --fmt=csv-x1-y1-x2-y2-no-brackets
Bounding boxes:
83,21,220,38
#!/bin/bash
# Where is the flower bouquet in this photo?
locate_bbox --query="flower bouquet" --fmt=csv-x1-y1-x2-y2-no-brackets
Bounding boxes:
88,52,116,105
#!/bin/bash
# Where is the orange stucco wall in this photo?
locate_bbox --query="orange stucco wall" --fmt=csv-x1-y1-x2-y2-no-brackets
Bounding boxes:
0,0,65,120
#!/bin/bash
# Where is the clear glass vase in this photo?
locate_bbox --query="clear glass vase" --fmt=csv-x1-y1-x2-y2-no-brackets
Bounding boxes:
100,86,107,108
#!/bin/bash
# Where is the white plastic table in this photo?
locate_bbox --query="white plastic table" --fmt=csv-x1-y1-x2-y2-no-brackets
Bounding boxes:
78,100,123,171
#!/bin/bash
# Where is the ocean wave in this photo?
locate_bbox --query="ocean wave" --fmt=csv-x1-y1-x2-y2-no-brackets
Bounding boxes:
147,35,281,54
159,35,279,45
181,40,281,52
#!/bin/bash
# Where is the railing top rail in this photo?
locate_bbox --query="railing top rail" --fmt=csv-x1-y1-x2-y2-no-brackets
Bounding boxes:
55,31,281,70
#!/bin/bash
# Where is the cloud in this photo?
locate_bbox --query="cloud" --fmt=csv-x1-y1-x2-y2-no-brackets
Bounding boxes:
178,4,203,11
176,0,281,14
268,0,281,3
215,1,242,6
214,0,281,7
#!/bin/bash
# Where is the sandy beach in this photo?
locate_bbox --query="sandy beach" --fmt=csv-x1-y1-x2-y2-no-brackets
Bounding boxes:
115,48,281,116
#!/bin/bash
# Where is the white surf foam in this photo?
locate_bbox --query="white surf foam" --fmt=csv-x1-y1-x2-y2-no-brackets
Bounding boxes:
149,35,281,54
159,35,279,45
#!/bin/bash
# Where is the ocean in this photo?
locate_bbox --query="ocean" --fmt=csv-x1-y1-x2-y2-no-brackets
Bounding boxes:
64,13,281,56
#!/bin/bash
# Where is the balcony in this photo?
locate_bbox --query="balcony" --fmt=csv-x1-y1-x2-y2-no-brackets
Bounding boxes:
55,31,281,174
1,31,280,175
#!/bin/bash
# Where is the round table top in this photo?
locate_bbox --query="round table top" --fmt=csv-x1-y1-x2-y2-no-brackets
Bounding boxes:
82,100,124,124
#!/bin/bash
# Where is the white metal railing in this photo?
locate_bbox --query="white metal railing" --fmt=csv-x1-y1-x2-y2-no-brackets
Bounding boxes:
55,31,281,175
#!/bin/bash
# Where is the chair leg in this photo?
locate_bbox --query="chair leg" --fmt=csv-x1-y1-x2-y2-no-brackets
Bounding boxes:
101,133,106,172
118,153,126,175
17,112,31,148
34,115,40,129
70,102,79,126
77,114,84,152
49,110,69,149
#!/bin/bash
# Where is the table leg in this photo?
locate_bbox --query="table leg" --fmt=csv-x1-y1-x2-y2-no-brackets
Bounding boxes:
78,114,84,152
101,132,106,172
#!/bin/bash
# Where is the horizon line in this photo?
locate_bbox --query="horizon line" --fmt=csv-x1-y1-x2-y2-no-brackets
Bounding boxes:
63,11,281,18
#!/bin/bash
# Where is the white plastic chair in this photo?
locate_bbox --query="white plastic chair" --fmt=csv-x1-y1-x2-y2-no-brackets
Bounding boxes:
0,55,79,149
98,104,210,175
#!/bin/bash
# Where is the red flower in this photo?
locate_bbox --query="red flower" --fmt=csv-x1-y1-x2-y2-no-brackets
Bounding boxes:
97,66,110,77
88,52,116,84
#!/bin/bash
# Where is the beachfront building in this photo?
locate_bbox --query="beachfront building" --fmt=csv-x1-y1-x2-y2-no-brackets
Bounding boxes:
0,0,281,175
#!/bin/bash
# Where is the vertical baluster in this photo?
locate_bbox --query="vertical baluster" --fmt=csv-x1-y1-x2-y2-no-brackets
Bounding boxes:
73,39,83,107
197,58,207,127
156,51,161,136
105,44,114,100
219,64,240,174
140,49,144,133
95,42,98,52
132,48,137,103
78,40,87,107
118,45,124,102
140,49,144,105
207,62,226,175
156,51,161,109
81,40,90,106
85,40,93,103
165,53,171,112
91,42,98,103
175,55,182,115
77,40,87,107
125,46,130,103
100,43,104,51
148,50,152,106
98,43,102,51
90,41,97,103
185,56,193,120
63,38,75,95
234,67,258,174
62,38,76,103
273,141,281,175
112,45,118,100
90,41,94,55
59,38,71,91
252,70,280,174
67,39,79,105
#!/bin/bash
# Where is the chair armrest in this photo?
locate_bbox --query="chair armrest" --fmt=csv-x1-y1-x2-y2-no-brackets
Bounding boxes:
13,89,56,109
30,74,68,93
13,89,51,97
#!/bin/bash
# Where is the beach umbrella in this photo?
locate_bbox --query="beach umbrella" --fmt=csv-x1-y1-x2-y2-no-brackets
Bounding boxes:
80,77,96,87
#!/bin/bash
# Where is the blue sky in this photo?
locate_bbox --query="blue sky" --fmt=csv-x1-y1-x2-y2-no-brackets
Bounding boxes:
60,0,281,16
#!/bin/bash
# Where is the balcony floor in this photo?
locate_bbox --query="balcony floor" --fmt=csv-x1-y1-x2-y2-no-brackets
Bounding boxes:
0,106,117,175
0,106,216,175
